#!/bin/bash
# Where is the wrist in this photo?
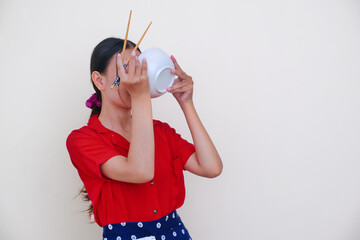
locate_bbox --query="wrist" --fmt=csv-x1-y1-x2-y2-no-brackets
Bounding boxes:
131,93,152,110
179,101,196,116
179,100,194,109
131,92,151,102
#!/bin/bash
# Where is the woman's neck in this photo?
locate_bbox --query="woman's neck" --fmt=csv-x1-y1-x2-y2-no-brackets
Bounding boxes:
98,103,132,135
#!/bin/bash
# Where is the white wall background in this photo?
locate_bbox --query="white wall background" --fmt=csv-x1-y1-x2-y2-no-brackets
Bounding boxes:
1,0,360,239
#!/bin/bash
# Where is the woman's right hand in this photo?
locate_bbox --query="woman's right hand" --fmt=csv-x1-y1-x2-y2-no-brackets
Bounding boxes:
117,51,150,98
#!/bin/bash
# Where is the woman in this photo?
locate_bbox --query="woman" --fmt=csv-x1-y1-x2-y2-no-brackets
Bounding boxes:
66,37,223,240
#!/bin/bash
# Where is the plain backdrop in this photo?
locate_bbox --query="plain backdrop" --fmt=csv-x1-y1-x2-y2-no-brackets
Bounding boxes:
1,0,360,239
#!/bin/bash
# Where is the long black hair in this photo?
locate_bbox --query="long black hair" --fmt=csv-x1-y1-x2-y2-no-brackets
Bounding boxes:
80,37,139,221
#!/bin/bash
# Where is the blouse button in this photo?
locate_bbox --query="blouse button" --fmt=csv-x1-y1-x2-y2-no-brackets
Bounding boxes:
150,180,155,185
154,209,158,214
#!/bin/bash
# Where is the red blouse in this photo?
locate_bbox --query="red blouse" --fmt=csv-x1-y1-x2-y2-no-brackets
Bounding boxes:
66,115,195,227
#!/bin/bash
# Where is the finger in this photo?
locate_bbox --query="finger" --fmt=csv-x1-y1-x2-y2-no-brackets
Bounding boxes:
128,52,136,81
171,68,188,80
167,78,193,91
170,67,188,80
170,55,187,79
168,77,188,89
124,59,129,74
168,84,193,93
134,55,141,80
170,55,182,70
141,58,148,77
171,77,181,85
117,53,126,79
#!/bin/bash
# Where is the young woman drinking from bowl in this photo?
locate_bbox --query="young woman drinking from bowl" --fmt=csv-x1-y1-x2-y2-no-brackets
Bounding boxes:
66,37,222,240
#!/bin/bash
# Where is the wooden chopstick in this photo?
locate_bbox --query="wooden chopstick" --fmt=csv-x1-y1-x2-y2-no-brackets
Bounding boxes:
124,21,152,66
111,14,152,89
121,10,132,62
111,10,133,89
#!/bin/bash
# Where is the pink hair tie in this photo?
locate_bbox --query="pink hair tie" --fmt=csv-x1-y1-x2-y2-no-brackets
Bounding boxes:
85,93,101,109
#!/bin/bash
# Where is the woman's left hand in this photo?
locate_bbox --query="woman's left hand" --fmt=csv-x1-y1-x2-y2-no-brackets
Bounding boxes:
167,55,194,104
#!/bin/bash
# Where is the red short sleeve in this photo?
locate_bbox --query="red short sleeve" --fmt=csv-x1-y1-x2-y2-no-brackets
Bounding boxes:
66,129,119,180
155,121,196,168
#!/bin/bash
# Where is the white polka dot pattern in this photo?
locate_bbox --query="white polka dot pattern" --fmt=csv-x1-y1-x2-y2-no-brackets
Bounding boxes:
102,211,190,240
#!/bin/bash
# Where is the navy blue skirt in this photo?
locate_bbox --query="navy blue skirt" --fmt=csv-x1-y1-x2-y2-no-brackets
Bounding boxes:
102,210,192,240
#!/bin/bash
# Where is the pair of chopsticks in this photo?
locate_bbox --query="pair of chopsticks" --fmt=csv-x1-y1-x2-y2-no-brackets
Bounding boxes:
111,10,152,89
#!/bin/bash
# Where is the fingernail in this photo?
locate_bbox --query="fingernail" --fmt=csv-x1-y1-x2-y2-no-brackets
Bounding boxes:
143,57,147,62
170,69,175,74
117,53,121,56
135,56,138,60
166,87,171,91
171,55,176,61
131,51,136,56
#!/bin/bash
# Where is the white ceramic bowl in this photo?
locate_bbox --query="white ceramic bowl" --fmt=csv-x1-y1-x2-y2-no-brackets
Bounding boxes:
138,47,175,98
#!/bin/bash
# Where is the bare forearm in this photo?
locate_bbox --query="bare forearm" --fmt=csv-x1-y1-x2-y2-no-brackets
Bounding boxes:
180,101,223,175
127,95,154,179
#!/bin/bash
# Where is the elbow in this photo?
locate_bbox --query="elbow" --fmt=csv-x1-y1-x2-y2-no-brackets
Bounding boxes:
126,155,155,183
134,166,155,184
205,164,223,178
137,172,154,183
